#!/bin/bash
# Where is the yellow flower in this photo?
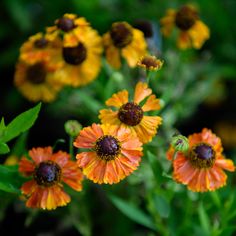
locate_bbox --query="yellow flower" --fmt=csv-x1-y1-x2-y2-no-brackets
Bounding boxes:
99,82,162,143
103,21,147,69
14,58,63,103
137,55,164,71
46,14,103,87
47,14,90,47
160,5,210,49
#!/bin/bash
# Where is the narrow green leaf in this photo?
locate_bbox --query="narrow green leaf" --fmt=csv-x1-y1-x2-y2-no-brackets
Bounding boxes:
0,165,25,194
198,202,210,235
153,194,170,218
0,103,41,143
109,194,156,230
0,142,10,154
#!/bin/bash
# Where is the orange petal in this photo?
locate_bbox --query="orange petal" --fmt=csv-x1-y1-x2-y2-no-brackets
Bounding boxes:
19,157,35,176
177,32,191,49
99,109,120,125
101,124,119,137
21,180,37,195
29,147,53,165
76,151,98,168
74,123,103,148
105,90,129,108
215,158,235,172
207,166,227,191
142,95,161,112
50,151,70,167
62,161,83,191
133,82,152,104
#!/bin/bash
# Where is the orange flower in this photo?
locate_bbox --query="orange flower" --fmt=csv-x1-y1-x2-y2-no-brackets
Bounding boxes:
74,123,143,184
99,82,162,143
19,147,83,210
103,21,147,69
167,128,235,192
160,5,210,49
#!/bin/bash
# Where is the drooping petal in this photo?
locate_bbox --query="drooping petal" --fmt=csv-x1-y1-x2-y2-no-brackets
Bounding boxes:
105,90,129,108
21,180,37,195
177,31,191,49
29,147,53,164
215,158,235,172
74,123,103,148
142,95,161,112
19,157,35,176
133,82,152,104
99,109,120,125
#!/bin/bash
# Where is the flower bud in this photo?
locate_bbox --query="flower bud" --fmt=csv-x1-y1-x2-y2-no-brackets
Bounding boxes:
171,134,189,152
64,120,82,137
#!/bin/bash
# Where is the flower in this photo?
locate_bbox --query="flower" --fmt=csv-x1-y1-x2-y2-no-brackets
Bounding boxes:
14,58,63,102
47,16,103,87
99,82,162,143
160,5,210,49
137,55,164,71
19,147,83,210
103,21,147,69
167,128,235,192
74,123,143,184
47,14,90,47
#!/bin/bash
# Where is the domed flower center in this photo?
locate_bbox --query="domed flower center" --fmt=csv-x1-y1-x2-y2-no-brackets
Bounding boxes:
63,43,87,65
34,37,48,48
190,143,216,168
57,17,76,32
110,22,133,48
95,135,121,161
26,63,47,84
175,6,198,31
34,160,61,187
118,102,144,126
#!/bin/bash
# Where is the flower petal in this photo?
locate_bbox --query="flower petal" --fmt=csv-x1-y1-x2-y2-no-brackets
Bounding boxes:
215,158,235,172
29,147,53,165
142,95,161,112
99,109,120,125
133,82,152,104
105,90,129,108
19,157,35,176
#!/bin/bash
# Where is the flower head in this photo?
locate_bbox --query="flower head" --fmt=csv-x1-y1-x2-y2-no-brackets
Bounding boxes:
99,82,162,143
74,123,143,184
167,128,235,192
137,55,163,71
103,21,147,69
19,147,83,210
160,5,210,49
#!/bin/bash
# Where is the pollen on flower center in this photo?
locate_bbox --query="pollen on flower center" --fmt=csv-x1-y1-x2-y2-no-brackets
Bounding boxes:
57,17,76,32
63,43,87,65
110,22,133,48
34,38,48,48
118,102,144,126
34,160,61,187
95,135,121,161
26,63,47,84
190,143,216,168
175,6,198,31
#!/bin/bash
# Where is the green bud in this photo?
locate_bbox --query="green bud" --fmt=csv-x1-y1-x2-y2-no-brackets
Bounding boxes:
171,134,189,152
64,120,82,137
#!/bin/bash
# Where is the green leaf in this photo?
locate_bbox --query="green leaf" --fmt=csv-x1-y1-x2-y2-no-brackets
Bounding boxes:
0,164,25,194
198,202,210,235
0,103,41,143
109,194,156,230
153,194,170,218
0,142,10,154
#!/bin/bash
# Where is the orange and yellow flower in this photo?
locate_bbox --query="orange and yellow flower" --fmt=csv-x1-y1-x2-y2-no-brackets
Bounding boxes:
14,57,63,102
19,147,83,210
46,13,90,47
167,128,235,192
103,21,147,69
137,55,164,71
99,82,162,143
160,5,210,49
74,123,143,184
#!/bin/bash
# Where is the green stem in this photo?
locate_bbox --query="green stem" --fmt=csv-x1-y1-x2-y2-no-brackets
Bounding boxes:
69,136,74,159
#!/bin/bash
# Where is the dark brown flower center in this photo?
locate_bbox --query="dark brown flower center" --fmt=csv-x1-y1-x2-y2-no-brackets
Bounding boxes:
110,22,133,48
34,37,48,48
57,17,76,32
118,102,143,126
34,160,61,187
141,56,159,69
189,143,216,168
175,6,198,31
26,63,47,84
95,135,121,161
63,43,87,65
